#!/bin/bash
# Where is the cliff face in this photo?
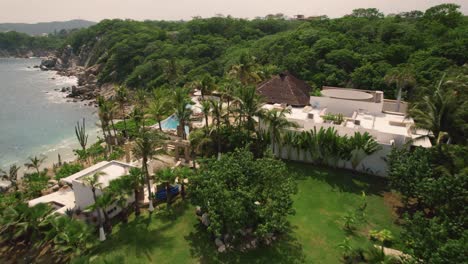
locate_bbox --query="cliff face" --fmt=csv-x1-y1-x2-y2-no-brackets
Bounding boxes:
40,44,104,101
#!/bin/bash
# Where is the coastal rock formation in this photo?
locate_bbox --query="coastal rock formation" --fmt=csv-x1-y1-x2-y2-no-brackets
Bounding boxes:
39,44,105,101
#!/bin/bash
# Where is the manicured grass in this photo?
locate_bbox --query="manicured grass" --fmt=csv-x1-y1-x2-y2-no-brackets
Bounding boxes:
75,162,401,264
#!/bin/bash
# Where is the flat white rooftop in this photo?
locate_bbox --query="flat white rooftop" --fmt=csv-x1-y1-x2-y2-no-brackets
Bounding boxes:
28,187,75,214
61,160,134,188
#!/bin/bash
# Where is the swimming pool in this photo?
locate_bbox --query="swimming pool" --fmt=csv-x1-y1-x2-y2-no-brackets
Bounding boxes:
160,115,190,135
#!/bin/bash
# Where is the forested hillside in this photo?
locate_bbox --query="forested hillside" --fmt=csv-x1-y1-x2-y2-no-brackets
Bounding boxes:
63,4,467,102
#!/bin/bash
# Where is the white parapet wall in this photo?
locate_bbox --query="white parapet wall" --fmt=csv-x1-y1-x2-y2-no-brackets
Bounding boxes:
310,96,383,116
275,142,393,177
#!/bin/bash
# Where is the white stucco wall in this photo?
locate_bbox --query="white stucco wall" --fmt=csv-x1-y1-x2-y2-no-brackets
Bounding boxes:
275,142,393,177
310,96,383,116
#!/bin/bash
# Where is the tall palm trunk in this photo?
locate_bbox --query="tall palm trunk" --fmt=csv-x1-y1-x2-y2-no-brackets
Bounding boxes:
134,188,141,216
158,120,163,131
396,85,402,112
92,188,105,241
204,114,209,131
122,106,128,139
165,181,171,204
143,157,153,214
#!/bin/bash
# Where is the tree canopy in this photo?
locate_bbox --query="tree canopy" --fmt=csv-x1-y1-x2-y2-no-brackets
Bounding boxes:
190,148,297,241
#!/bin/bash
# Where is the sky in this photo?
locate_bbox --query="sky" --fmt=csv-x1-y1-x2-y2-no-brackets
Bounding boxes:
1,0,467,23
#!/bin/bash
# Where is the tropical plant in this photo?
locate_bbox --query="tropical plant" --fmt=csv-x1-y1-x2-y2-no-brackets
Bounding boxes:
54,163,83,181
209,98,225,159
174,166,193,199
385,66,415,112
369,229,394,257
348,132,381,170
75,118,88,151
0,203,52,245
114,85,129,138
342,211,357,232
233,85,263,131
228,53,262,85
0,164,20,190
146,91,171,131
129,107,144,134
42,215,95,261
156,168,176,204
190,148,296,242
409,75,460,144
24,155,46,175
200,100,211,132
82,171,106,241
173,87,192,139
133,130,163,213
262,108,297,155
123,167,144,216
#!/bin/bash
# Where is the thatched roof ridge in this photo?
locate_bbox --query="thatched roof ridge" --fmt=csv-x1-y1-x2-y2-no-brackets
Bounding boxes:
256,72,311,106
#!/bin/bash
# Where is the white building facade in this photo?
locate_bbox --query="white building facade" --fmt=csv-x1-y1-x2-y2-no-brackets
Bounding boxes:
263,87,431,177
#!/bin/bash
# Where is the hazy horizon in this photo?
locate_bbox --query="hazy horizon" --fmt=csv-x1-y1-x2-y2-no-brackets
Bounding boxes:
1,0,467,24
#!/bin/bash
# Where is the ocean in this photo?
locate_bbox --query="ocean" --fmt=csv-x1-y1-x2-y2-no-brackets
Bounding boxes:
0,58,99,173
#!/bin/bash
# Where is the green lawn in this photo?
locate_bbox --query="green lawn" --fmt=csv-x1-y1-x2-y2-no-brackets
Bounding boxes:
75,162,401,264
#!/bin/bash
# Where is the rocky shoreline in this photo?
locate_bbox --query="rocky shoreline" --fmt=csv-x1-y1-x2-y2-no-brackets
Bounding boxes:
39,45,113,105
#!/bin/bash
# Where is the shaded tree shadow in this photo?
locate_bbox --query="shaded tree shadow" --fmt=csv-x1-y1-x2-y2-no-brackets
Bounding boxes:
286,161,388,196
86,202,190,263
185,224,306,264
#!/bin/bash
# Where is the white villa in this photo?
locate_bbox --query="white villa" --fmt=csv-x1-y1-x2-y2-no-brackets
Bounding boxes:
29,160,136,217
258,73,431,176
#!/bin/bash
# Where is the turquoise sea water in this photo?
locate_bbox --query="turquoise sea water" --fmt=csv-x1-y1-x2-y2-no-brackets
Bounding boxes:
0,58,98,171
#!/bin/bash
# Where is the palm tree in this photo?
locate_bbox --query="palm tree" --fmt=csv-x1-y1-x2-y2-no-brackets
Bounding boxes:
97,96,114,145
190,75,215,99
228,53,262,85
135,89,149,109
189,128,214,163
281,130,295,160
124,167,144,216
0,164,20,190
200,100,211,132
107,177,132,223
133,130,162,214
162,58,181,86
219,79,239,125
42,215,95,262
173,87,192,140
93,192,114,232
156,168,176,205
209,99,225,160
146,96,171,131
130,107,144,134
175,166,193,199
262,108,298,156
233,85,264,131
409,76,460,144
114,85,129,139
385,66,415,112
348,132,381,170
24,155,46,174
82,171,106,241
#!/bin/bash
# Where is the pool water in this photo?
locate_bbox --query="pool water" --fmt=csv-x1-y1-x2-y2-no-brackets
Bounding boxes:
160,115,190,135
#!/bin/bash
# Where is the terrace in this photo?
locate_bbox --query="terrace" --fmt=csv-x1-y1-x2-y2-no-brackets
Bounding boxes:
263,86,431,148
28,160,136,216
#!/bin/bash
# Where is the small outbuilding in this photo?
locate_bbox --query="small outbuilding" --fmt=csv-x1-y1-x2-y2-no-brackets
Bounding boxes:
256,72,311,107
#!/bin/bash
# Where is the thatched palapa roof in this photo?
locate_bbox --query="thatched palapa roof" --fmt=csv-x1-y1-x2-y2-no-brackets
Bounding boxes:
256,72,311,106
